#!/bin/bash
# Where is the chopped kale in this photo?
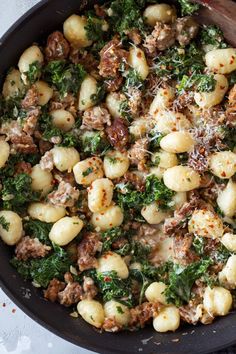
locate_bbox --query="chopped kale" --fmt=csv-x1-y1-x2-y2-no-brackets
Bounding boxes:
122,69,144,92
26,61,41,84
101,227,124,252
1,173,40,211
229,71,236,86
44,60,86,97
200,25,227,50
192,236,205,256
155,43,205,82
11,244,72,287
177,74,216,94
90,83,106,105
80,131,111,156
85,14,106,42
109,0,145,36
23,219,53,245
96,271,133,307
177,0,199,15
117,175,174,210
0,216,10,231
164,259,212,306
82,167,94,177
148,130,164,151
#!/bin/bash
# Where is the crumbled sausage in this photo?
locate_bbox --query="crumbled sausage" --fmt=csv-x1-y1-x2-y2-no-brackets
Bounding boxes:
175,17,199,46
48,181,80,207
69,48,99,72
173,91,194,112
103,318,122,332
123,171,145,192
15,161,32,175
45,31,70,61
22,108,41,135
81,106,111,130
129,302,162,329
128,138,148,171
104,76,124,92
188,144,209,173
58,282,83,307
99,37,129,78
173,233,199,265
126,29,142,45
144,22,176,55
82,276,98,299
179,300,202,325
106,117,129,151
21,85,39,109
39,139,53,155
94,4,106,18
49,93,77,117
77,232,102,271
44,279,65,302
10,134,38,154
226,84,236,127
15,236,51,261
40,150,54,171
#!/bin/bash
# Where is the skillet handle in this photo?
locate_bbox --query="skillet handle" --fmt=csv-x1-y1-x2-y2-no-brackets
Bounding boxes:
191,0,236,47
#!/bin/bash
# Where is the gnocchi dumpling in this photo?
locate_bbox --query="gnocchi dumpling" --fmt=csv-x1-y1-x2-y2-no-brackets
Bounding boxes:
160,131,194,153
209,151,236,179
88,178,114,213
153,306,180,333
205,48,236,74
219,255,236,289
154,111,191,134
91,205,124,230
0,140,10,168
34,81,53,106
73,157,104,185
128,47,149,80
51,109,75,132
28,203,66,223
2,69,24,99
145,282,168,305
77,300,105,328
103,151,130,179
203,286,232,316
151,150,178,169
149,86,175,115
217,180,236,217
105,92,126,118
97,252,129,279
104,300,130,327
0,210,23,245
163,166,200,192
78,75,98,111
188,209,224,239
52,147,80,172
141,202,169,224
144,4,176,26
30,164,53,196
194,74,228,108
221,233,236,252
18,45,44,82
63,15,93,48
49,216,84,246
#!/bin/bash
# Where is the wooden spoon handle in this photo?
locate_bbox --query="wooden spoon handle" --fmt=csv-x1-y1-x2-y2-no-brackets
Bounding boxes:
191,0,236,47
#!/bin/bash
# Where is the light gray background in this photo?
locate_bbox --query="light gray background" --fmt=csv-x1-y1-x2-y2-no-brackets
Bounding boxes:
0,1,95,354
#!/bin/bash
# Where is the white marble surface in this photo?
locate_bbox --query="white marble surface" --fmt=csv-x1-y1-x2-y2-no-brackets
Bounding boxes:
0,1,96,354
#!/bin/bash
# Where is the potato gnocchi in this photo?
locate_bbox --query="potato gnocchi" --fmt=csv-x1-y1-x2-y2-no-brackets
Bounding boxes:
1,0,236,335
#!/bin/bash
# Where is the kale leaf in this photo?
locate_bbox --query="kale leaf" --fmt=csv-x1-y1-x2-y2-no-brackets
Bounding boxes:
1,173,40,211
0,216,10,231
177,0,199,15
23,219,53,245
11,244,72,287
122,69,144,92
26,61,41,84
96,271,133,307
117,175,174,210
200,25,227,50
178,74,216,94
80,131,111,156
44,60,86,97
101,227,124,252
109,0,145,36
164,259,212,306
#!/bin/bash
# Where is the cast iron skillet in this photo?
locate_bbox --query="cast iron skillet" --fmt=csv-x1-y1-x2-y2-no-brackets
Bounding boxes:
0,1,236,353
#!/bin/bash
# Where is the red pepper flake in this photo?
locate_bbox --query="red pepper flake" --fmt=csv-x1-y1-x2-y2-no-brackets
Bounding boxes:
220,63,224,67
2,303,6,307
221,171,226,177
12,308,16,314
104,276,111,282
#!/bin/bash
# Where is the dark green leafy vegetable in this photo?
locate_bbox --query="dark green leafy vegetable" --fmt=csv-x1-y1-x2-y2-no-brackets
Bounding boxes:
101,227,124,252
44,60,86,97
0,216,10,231
117,175,174,210
23,219,53,245
155,43,205,81
229,71,236,86
178,74,216,94
11,245,72,287
82,167,94,177
90,83,106,105
109,0,145,36
26,61,41,84
200,25,227,49
85,14,105,42
1,173,40,211
165,259,212,306
96,271,133,307
177,0,199,15
192,236,205,256
122,69,144,92
80,131,111,156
